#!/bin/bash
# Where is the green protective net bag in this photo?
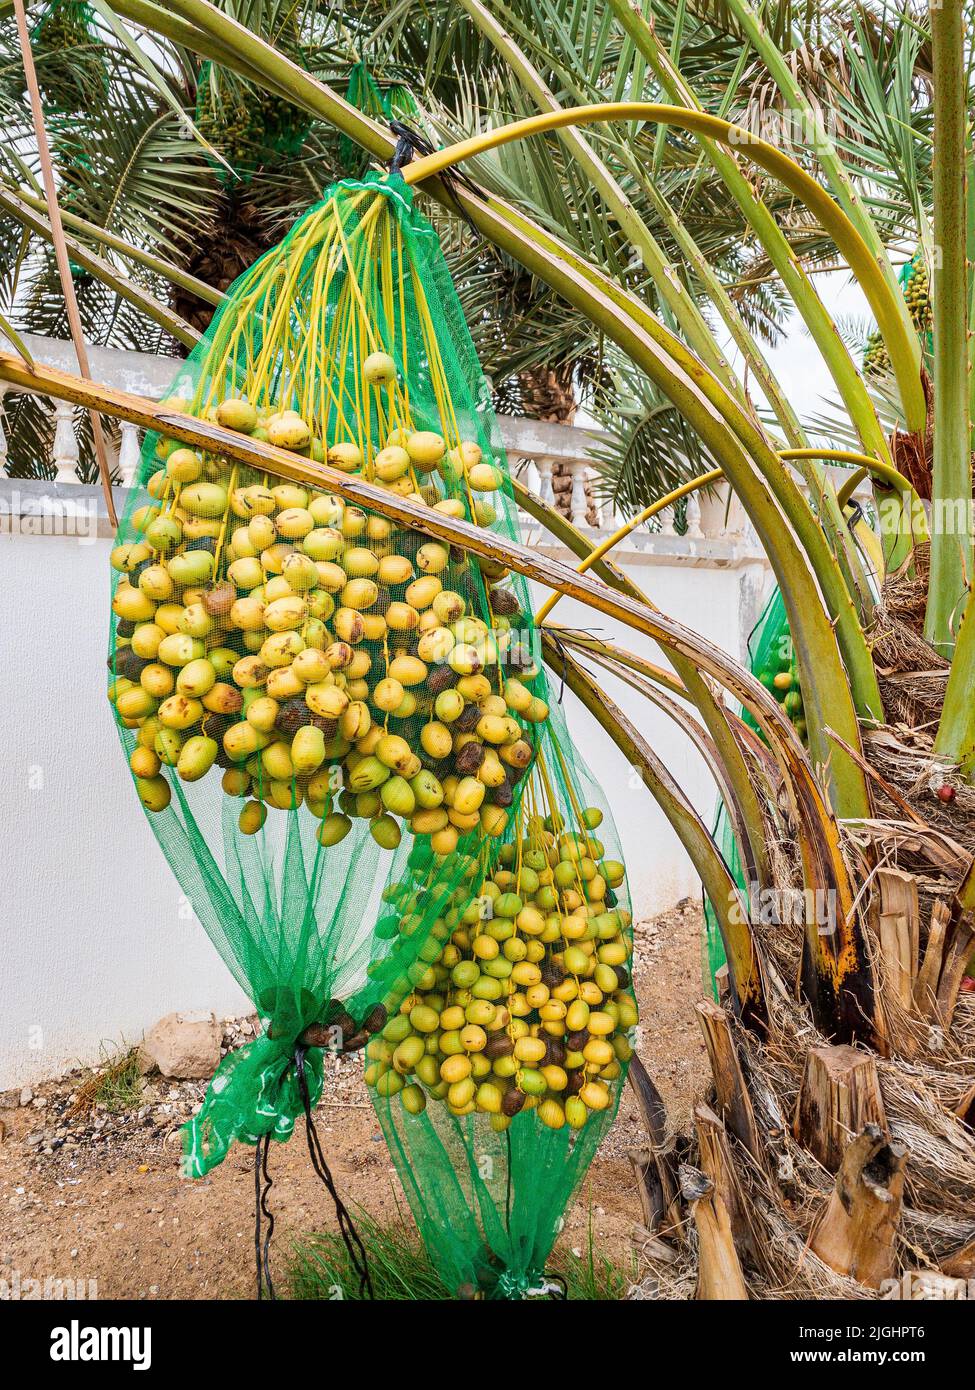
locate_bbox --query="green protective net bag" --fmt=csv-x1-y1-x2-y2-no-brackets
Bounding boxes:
32,0,97,51
339,64,418,175
107,172,637,1288
31,0,108,110
369,702,635,1299
703,585,805,994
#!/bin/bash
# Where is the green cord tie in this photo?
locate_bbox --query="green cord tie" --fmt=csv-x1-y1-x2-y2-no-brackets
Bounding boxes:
181,1029,324,1179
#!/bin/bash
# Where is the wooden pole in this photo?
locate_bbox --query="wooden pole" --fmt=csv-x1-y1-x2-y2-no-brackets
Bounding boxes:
11,0,118,527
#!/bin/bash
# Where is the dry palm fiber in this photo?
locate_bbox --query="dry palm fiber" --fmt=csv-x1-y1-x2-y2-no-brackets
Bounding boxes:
869,546,950,728
632,982,975,1298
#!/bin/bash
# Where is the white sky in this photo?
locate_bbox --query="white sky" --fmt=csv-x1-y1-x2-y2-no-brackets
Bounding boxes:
733,269,871,430
575,269,872,434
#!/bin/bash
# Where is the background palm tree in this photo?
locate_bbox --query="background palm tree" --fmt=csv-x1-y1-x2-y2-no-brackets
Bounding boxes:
2,0,918,510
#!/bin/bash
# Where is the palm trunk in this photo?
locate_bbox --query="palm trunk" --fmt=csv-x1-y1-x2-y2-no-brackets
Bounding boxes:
172,196,278,336
926,0,973,653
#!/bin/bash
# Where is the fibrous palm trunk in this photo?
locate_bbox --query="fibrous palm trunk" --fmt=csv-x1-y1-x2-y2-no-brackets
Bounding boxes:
171,195,278,336
628,555,975,1300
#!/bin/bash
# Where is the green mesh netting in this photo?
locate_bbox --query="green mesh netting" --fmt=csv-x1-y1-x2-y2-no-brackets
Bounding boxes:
108,173,637,1294
33,0,96,49
195,56,312,185
339,64,418,174
743,587,805,741
703,585,805,994
370,709,634,1299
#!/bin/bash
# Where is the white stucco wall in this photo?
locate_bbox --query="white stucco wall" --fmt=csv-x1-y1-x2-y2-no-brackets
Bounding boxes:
529,548,768,913
0,483,768,1086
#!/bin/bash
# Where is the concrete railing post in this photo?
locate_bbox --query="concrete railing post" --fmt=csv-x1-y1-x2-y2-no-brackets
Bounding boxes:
569,459,589,528
536,455,556,507
52,400,80,483
118,420,141,487
685,492,704,539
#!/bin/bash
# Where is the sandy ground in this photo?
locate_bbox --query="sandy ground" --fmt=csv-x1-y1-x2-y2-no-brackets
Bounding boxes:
0,900,709,1300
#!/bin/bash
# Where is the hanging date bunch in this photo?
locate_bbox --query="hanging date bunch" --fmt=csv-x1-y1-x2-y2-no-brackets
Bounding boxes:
195,57,312,184
30,0,108,110
864,249,932,376
750,588,807,748
107,170,637,1294
705,583,806,997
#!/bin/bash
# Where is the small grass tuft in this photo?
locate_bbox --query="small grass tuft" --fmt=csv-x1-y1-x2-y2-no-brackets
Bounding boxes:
288,1204,635,1301
70,1043,144,1117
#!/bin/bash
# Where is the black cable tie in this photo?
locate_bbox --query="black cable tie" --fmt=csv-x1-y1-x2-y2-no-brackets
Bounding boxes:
844,496,866,530
387,119,483,239
389,130,415,176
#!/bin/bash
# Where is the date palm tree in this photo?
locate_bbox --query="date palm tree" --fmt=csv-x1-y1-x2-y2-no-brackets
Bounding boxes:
1,0,973,1297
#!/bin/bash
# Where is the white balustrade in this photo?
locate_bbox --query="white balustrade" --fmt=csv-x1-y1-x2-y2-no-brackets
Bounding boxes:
569,459,589,528
535,455,556,507
52,400,80,483
685,492,704,539
118,420,141,487
0,334,763,551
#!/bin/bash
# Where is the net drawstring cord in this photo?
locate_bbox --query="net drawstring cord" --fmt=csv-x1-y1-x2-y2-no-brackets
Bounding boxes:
387,120,482,238
496,1268,568,1299
538,1273,568,1300
544,629,570,704
293,1045,375,1299
254,1132,276,1301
